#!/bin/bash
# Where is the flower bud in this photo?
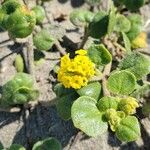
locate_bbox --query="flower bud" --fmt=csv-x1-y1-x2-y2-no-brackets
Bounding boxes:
119,97,139,115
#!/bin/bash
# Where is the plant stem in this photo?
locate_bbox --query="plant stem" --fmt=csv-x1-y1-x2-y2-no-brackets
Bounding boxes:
26,34,35,76
78,26,89,49
102,62,112,96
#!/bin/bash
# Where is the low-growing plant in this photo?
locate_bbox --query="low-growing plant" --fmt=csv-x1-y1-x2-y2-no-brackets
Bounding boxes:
54,0,150,143
0,73,39,106
0,137,61,150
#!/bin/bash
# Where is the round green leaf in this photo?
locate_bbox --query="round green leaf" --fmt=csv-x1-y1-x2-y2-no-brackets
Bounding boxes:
8,144,26,150
71,96,108,137
33,29,55,51
107,70,136,95
32,137,62,150
70,9,94,27
87,44,112,66
127,14,143,41
77,82,101,101
32,6,45,24
119,52,150,79
116,116,141,142
97,96,119,112
114,14,131,33
88,11,108,38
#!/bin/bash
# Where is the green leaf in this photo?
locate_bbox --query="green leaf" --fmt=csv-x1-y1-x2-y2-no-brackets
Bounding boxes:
32,5,45,24
119,52,150,79
54,83,78,120
87,44,112,66
107,5,116,34
131,83,150,99
32,137,62,150
56,92,78,120
116,116,141,142
54,83,75,97
1,73,39,106
88,11,108,38
70,9,94,27
8,144,26,150
124,0,145,11
33,29,55,51
77,82,101,101
122,32,131,53
114,14,131,33
107,70,136,95
15,54,24,72
97,96,119,112
71,96,108,137
127,14,143,41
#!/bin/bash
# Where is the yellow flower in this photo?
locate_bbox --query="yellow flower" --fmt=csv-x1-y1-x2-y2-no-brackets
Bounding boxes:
119,97,139,115
75,49,87,55
58,50,95,89
131,32,147,49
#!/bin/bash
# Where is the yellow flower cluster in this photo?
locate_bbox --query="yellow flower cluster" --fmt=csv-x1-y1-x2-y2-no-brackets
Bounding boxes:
131,32,147,49
58,50,95,89
119,97,139,115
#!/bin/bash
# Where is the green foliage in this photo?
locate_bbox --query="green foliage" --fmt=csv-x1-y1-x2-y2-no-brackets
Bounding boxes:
54,84,78,120
114,14,131,33
122,32,131,52
71,96,108,137
15,54,24,72
33,29,55,51
1,73,39,106
71,95,140,141
77,82,101,101
85,0,102,6
107,4,116,35
32,6,45,24
88,11,108,38
87,44,112,66
127,14,143,41
107,70,136,95
70,9,94,27
32,137,62,150
0,0,36,38
124,0,145,11
116,116,141,142
97,96,119,112
119,52,150,79
8,144,26,150
131,83,150,99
